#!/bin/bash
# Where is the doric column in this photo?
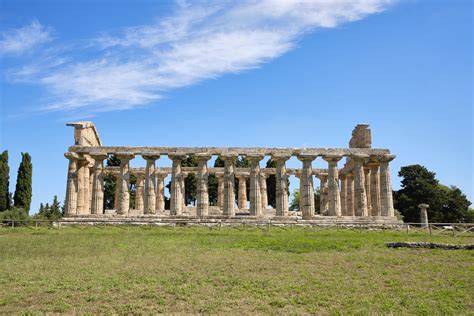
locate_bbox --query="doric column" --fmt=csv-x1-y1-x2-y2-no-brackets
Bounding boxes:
353,154,369,217
169,155,184,216
155,171,166,212
75,156,89,215
222,154,237,217
364,166,372,216
259,172,268,209
379,154,396,217
323,155,343,216
419,204,429,227
247,155,264,216
368,157,381,216
273,155,291,217
340,174,347,216
346,173,355,216
216,172,224,209
90,152,107,215
116,153,135,215
294,170,302,212
64,152,79,216
180,172,188,210
142,154,160,214
135,174,144,213
196,154,211,217
317,173,329,215
297,155,317,219
237,175,248,210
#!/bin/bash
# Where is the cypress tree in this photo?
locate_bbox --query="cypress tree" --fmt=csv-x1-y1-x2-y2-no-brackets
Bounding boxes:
49,195,62,219
13,152,33,212
0,150,9,211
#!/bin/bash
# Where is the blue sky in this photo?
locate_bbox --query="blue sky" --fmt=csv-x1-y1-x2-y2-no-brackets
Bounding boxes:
0,0,472,212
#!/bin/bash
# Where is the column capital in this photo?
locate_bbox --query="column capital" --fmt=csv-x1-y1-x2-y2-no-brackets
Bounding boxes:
116,152,135,163
195,153,212,161
322,154,343,163
297,154,318,162
64,152,79,161
89,152,108,161
418,203,429,209
141,153,160,161
316,173,328,181
377,154,396,163
221,153,238,161
351,153,370,161
155,170,168,179
215,171,224,178
271,153,292,162
168,154,186,161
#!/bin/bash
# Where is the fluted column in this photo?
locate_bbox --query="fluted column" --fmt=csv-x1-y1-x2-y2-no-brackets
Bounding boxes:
155,171,166,212
273,155,290,217
259,172,268,209
353,154,369,217
216,172,224,210
64,152,79,216
135,174,144,213
364,166,372,216
294,170,302,212
196,154,211,217
90,152,107,215
340,174,347,216
76,156,89,215
379,154,396,217
143,154,159,214
323,155,343,216
169,155,184,216
297,155,317,219
419,204,429,227
317,174,329,215
346,173,355,216
116,153,134,215
247,155,264,216
180,172,188,210
369,160,381,216
222,154,237,217
237,175,248,210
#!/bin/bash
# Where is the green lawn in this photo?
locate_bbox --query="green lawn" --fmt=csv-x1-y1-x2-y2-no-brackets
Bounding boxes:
0,226,473,314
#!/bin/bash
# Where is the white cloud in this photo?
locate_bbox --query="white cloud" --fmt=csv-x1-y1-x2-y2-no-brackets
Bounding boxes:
0,20,52,55
6,0,395,116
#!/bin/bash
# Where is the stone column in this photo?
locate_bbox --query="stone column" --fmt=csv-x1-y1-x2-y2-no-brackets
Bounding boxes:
379,154,396,217
90,152,107,215
116,153,135,215
259,172,269,209
75,156,89,215
196,154,211,217
297,155,317,219
340,174,347,216
273,155,291,217
418,204,429,228
135,174,144,213
317,174,329,215
155,171,166,212
64,152,79,216
216,172,224,210
237,175,248,210
169,155,184,216
222,154,237,217
142,154,160,214
353,154,369,217
294,170,302,212
368,158,381,216
248,155,264,216
346,174,355,216
364,166,372,216
323,155,343,216
180,172,188,210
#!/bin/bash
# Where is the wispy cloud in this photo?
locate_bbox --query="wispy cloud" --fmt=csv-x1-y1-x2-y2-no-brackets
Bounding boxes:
4,0,395,116
0,20,52,55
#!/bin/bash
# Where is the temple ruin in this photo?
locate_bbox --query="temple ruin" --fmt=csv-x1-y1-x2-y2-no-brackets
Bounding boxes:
63,122,398,223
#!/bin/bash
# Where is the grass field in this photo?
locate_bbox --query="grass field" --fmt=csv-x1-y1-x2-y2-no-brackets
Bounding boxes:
0,226,473,314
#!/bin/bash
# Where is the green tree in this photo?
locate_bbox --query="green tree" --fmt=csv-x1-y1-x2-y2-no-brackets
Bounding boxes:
13,153,32,212
49,195,62,219
394,164,471,223
103,155,120,210
0,150,10,211
289,189,320,213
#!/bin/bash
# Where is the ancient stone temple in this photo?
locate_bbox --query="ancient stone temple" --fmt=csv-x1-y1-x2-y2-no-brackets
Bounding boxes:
63,122,398,223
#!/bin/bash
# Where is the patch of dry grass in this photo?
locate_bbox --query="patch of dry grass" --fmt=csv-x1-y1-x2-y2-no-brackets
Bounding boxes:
0,227,473,314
